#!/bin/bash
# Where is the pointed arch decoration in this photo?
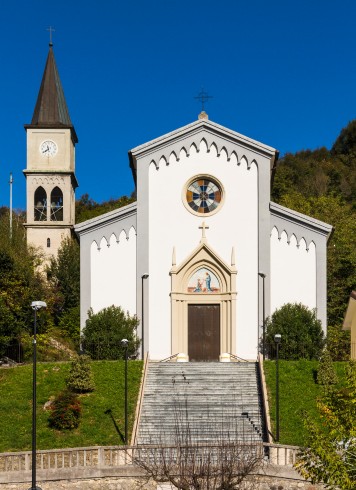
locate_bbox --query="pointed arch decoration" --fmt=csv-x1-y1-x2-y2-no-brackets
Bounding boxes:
34,186,47,221
170,238,237,359
50,187,63,221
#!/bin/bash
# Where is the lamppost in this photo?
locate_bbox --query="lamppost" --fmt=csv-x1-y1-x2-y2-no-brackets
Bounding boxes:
29,300,47,490
258,272,266,360
274,333,281,442
121,338,129,444
141,273,149,360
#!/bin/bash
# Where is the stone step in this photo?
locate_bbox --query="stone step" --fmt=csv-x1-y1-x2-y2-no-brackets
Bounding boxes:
137,361,265,446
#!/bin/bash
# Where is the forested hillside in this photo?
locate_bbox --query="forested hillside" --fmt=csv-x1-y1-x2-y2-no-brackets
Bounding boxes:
271,120,356,334
75,193,136,223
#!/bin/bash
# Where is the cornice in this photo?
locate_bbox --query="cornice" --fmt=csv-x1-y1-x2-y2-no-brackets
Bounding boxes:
74,202,137,236
270,202,333,237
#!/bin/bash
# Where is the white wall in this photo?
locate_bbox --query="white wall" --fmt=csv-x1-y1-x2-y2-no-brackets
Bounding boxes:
148,139,258,359
270,227,316,313
90,226,136,315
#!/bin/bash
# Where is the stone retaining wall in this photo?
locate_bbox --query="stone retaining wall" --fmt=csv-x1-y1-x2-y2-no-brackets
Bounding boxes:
0,475,324,490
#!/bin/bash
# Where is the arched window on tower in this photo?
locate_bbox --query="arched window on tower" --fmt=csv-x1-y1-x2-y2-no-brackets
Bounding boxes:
34,187,47,221
50,187,63,221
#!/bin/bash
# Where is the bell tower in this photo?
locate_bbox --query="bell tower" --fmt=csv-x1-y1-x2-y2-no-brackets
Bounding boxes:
23,42,78,259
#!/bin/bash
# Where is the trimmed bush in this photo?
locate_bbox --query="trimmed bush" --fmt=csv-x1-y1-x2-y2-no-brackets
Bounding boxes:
82,306,140,360
48,389,81,430
265,303,325,360
66,355,95,393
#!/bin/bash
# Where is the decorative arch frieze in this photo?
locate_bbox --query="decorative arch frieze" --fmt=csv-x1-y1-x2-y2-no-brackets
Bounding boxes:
271,224,316,251
145,132,264,171
91,224,137,252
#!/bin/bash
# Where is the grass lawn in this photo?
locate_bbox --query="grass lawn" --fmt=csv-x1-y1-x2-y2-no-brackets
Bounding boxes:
0,360,143,452
264,360,347,447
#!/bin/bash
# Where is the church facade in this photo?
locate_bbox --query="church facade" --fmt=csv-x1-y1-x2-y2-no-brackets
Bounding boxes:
76,114,332,361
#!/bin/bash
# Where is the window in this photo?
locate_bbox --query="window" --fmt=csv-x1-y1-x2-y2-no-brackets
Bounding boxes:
184,176,223,216
50,187,63,221
34,187,47,221
47,238,51,248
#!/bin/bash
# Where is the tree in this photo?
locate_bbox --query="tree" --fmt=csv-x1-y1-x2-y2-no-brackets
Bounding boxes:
47,237,80,312
135,439,263,490
317,349,338,388
296,361,356,489
331,119,356,156
0,210,52,357
75,193,136,224
82,306,140,359
327,324,351,361
47,237,80,345
265,303,324,360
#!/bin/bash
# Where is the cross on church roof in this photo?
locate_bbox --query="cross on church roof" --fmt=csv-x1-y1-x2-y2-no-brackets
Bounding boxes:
47,26,55,46
194,88,213,112
199,221,209,241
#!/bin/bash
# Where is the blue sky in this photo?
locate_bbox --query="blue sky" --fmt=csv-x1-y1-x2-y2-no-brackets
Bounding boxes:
1,0,356,210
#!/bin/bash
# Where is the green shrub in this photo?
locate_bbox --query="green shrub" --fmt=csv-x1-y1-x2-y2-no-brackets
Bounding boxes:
327,324,351,361
317,349,338,388
66,355,95,393
82,306,140,360
48,389,81,430
265,303,325,360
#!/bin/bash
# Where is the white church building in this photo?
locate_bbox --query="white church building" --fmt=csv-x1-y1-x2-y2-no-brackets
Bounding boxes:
24,45,332,361
75,113,332,361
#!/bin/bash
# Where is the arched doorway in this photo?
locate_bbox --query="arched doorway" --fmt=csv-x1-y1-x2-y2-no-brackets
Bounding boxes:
170,241,237,361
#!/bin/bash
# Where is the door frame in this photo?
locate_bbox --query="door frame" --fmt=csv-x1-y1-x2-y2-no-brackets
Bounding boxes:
170,240,237,359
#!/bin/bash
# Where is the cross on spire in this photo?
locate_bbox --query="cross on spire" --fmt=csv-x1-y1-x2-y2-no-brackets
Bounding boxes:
47,26,55,46
199,221,209,241
194,88,213,112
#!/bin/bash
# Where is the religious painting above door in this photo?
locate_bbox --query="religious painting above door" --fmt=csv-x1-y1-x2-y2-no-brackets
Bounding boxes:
184,175,224,216
188,267,220,293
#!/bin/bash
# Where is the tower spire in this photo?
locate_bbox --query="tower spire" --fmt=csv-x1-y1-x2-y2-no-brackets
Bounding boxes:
26,45,78,142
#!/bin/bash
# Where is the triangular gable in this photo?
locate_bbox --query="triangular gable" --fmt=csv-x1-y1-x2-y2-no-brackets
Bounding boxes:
171,235,237,294
129,118,278,182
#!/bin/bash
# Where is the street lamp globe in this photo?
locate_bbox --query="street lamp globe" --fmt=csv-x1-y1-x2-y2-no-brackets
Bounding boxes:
121,338,129,348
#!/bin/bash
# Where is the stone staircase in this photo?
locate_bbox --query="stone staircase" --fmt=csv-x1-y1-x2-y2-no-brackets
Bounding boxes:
136,361,265,446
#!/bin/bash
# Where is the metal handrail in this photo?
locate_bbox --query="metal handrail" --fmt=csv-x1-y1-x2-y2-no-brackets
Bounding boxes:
159,353,180,362
226,353,249,362
257,352,273,443
130,351,149,446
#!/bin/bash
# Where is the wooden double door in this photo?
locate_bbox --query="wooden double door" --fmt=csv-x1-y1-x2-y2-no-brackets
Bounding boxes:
188,304,220,361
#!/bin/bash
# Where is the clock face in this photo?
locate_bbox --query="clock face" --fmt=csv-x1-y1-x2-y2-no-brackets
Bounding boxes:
40,140,58,157
185,176,223,215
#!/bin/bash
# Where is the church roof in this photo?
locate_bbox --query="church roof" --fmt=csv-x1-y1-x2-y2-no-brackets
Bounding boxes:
129,118,279,182
25,45,78,143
